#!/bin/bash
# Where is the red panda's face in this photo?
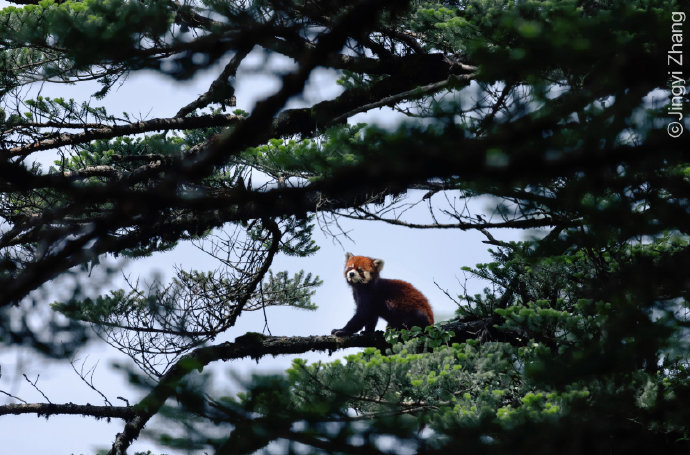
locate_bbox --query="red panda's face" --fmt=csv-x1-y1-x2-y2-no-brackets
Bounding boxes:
344,253,384,285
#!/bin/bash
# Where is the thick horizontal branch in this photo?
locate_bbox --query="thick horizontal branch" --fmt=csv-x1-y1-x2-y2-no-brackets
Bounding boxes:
108,315,497,455
104,7,418,453
0,402,135,420
2,127,687,307
339,212,577,230
0,319,500,429
106,332,386,455
330,75,475,124
62,165,123,180
5,52,473,159
6,114,243,157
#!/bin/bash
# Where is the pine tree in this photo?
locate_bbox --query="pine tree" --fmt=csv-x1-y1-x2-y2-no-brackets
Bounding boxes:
0,0,688,454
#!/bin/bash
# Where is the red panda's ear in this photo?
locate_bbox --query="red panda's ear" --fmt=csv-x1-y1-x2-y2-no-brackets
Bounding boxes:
373,259,384,272
345,252,353,262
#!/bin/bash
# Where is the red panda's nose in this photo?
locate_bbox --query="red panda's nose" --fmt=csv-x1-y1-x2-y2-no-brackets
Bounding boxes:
347,271,356,278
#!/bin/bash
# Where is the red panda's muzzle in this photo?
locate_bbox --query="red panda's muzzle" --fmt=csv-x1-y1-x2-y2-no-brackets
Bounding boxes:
345,267,375,284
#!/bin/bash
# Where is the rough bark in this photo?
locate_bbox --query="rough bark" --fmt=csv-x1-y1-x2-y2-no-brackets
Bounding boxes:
106,316,498,455
0,402,135,420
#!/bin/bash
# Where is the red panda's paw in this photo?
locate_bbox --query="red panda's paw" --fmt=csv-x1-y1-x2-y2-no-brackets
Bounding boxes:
331,329,353,337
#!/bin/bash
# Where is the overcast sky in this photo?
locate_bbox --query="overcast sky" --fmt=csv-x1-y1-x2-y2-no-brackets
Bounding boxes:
0,25,527,453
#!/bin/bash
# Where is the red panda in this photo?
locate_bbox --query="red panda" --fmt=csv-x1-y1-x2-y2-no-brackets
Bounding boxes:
331,253,434,336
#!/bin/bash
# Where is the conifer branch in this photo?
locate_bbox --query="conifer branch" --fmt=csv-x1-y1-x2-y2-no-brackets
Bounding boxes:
175,46,251,118
6,114,243,157
1,128,684,308
0,402,135,420
0,318,499,428
336,208,576,230
106,315,498,455
329,75,476,124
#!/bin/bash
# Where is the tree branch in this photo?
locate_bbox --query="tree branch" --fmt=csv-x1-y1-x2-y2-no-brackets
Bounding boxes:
106,332,386,455
329,75,475,124
2,127,685,308
0,318,496,431
6,114,243,157
5,52,474,161
107,315,497,455
176,45,252,118
339,213,577,230
0,402,135,420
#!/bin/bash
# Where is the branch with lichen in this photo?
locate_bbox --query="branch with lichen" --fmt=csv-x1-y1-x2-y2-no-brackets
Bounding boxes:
0,402,135,420
107,316,494,455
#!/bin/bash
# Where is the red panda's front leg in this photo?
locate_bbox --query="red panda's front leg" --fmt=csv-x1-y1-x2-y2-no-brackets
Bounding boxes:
332,305,378,337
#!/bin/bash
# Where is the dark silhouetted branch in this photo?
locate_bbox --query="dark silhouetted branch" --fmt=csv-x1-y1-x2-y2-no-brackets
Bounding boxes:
0,402,135,420
6,114,242,157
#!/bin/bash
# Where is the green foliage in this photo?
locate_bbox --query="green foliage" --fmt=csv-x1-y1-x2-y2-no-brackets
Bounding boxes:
0,96,115,128
276,216,320,257
1,0,689,452
0,0,172,69
384,324,454,349
412,0,669,84
244,124,370,179
251,270,322,311
52,290,132,323
336,70,387,90
249,333,597,448
53,135,185,174
54,265,322,326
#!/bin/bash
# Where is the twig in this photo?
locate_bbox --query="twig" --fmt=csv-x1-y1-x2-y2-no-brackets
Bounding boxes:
70,358,113,406
478,228,514,248
434,279,462,307
259,281,273,336
22,374,52,404
0,390,27,404
337,208,570,231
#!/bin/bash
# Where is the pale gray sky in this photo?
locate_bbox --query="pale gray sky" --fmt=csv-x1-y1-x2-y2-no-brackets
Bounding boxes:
0,18,526,453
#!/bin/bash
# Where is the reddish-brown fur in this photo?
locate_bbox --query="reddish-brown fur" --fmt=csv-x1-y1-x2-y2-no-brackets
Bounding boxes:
332,253,433,336
346,255,377,270
376,278,435,325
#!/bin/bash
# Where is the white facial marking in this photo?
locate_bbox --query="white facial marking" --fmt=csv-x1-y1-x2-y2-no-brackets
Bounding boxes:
345,267,373,284
346,269,357,283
